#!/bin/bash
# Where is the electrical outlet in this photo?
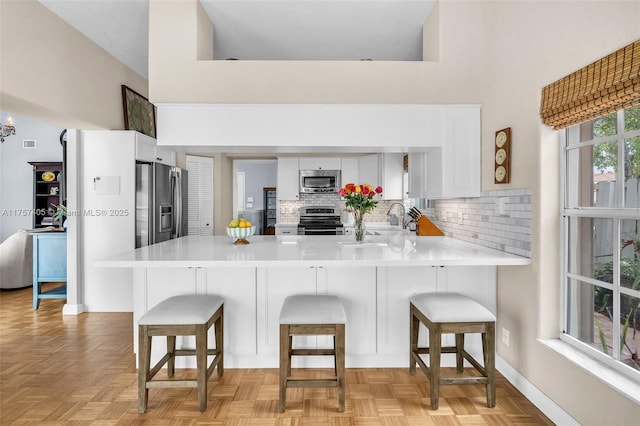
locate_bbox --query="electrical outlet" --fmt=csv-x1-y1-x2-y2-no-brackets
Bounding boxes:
501,327,510,347
457,212,463,225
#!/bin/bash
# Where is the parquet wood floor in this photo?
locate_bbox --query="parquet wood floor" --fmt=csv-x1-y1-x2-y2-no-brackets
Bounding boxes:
0,285,555,425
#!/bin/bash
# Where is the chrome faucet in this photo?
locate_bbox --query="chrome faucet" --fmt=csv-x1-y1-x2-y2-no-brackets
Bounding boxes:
387,202,407,229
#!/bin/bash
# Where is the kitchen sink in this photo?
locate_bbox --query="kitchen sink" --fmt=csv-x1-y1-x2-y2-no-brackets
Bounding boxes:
365,227,407,236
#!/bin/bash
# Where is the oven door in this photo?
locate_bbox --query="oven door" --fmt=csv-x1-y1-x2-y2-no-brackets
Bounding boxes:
298,227,343,236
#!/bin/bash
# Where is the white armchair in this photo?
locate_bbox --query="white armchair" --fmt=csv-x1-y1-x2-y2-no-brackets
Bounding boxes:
0,229,33,289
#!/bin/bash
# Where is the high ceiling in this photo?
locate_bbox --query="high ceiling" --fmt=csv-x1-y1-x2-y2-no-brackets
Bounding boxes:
40,0,436,79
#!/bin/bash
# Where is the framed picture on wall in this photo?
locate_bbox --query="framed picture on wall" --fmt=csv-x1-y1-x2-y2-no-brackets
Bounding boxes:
121,85,156,138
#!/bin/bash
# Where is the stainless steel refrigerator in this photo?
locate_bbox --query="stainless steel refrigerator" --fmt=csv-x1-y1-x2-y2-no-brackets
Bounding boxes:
135,162,188,248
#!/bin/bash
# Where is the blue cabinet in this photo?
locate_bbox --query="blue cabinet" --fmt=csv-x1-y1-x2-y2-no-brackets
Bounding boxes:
32,233,67,309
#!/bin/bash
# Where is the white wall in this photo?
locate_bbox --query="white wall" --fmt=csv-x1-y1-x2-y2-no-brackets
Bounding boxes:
0,113,63,242
0,1,147,130
77,131,136,312
236,160,277,211
479,2,640,424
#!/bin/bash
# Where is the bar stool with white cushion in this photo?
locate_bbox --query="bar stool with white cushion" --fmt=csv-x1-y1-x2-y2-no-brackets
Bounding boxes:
279,294,347,413
137,294,224,413
409,292,496,410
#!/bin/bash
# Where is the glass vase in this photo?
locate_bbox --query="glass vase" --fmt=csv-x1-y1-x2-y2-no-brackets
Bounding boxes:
354,210,365,243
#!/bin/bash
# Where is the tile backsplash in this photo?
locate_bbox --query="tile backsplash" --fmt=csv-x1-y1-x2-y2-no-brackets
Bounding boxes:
279,193,404,224
429,188,531,258
278,189,531,258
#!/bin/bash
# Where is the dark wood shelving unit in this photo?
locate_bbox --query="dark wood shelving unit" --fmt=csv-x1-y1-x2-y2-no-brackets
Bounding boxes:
29,162,63,228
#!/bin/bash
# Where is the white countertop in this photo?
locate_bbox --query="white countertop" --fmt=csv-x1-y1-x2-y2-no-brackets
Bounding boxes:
97,234,531,268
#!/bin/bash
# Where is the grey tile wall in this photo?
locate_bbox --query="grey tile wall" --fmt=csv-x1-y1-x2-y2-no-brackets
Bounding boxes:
277,189,532,258
429,189,532,257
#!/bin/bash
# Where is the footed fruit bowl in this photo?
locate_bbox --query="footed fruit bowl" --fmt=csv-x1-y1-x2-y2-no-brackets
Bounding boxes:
226,226,256,245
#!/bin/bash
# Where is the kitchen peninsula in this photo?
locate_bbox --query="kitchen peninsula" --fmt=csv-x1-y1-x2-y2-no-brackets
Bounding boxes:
98,233,530,369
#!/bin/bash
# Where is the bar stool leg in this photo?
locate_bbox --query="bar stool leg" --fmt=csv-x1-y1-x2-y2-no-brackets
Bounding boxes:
196,325,208,412
336,324,346,413
215,309,224,377
166,336,176,377
429,324,441,410
138,325,151,414
485,323,496,408
409,306,419,375
278,324,289,413
455,333,464,373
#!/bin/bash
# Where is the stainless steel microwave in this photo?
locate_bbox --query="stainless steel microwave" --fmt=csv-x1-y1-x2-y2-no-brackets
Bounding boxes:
299,169,341,193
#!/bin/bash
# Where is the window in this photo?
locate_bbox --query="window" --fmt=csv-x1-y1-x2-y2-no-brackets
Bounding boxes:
562,106,640,379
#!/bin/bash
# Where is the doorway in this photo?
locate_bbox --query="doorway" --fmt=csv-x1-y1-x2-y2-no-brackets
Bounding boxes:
232,159,277,235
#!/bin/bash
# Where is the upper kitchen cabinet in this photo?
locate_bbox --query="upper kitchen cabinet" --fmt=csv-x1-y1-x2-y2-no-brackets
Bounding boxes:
357,153,404,200
298,157,341,170
408,106,480,199
277,157,299,200
135,134,176,166
340,157,358,187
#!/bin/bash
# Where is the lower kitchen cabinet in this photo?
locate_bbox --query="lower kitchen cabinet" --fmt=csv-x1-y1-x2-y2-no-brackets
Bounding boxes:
257,265,377,366
376,265,496,362
323,266,377,356
132,263,496,368
376,266,437,355
204,267,257,360
134,266,257,367
257,266,317,356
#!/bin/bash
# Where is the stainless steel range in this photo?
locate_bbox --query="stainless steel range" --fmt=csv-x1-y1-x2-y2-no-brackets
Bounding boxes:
297,206,345,235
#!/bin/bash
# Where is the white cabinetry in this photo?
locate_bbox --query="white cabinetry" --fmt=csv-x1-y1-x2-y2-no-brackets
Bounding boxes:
204,267,257,360
408,106,480,199
340,157,358,186
379,153,404,200
376,265,495,360
323,266,377,356
376,266,437,355
135,134,176,166
275,224,298,235
154,146,176,166
357,154,404,200
137,266,257,367
257,266,317,357
357,154,379,188
257,265,377,364
135,135,156,162
277,157,299,200
131,262,497,368
298,157,341,170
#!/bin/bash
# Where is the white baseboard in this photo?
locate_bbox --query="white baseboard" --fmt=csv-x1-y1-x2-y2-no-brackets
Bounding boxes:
62,303,85,315
496,356,579,426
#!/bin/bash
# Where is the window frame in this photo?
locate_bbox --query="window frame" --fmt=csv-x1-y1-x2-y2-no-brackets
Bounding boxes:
560,108,640,383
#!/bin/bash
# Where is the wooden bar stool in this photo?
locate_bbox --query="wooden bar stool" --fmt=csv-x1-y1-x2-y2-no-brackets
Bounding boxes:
279,294,347,413
137,294,224,413
409,292,496,410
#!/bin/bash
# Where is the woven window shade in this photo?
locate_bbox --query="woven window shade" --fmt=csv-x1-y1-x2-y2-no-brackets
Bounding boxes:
540,39,640,130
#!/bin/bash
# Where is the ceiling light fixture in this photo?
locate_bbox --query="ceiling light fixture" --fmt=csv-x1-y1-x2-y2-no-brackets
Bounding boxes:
1,115,16,142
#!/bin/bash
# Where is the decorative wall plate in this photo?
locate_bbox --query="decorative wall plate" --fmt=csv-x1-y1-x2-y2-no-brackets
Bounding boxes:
494,128,511,184
42,171,55,182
